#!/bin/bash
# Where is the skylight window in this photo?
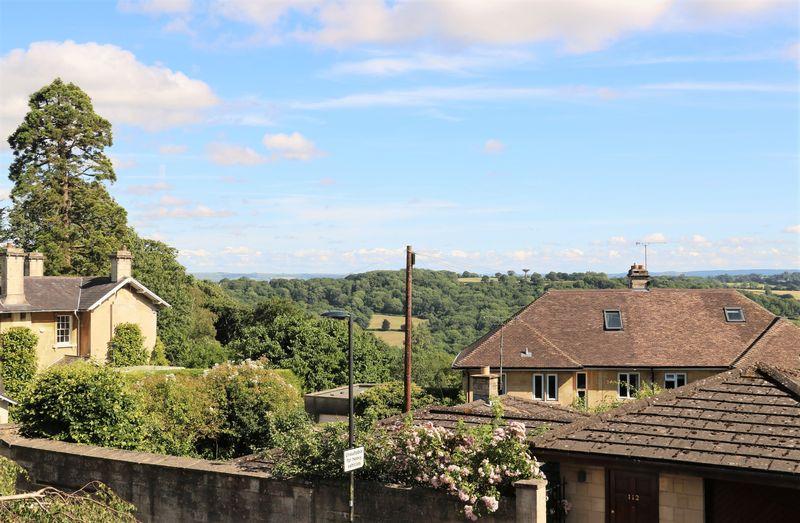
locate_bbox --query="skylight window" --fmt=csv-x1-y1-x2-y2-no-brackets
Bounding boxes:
603,310,623,330
724,307,745,323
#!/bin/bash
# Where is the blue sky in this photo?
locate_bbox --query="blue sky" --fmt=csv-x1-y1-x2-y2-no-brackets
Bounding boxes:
0,0,798,274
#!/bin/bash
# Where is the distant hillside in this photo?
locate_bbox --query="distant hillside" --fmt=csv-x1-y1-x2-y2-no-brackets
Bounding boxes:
194,272,347,282
610,269,798,278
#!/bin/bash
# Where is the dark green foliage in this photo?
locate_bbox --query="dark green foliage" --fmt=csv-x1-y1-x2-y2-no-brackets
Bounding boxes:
0,456,25,495
15,363,144,449
0,327,38,398
223,298,394,391
354,381,435,422
6,79,127,275
741,291,800,319
107,323,147,367
202,362,304,458
381,319,391,331
178,337,228,369
149,337,169,366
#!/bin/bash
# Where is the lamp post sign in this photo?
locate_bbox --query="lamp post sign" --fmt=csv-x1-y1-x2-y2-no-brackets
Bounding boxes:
343,446,364,473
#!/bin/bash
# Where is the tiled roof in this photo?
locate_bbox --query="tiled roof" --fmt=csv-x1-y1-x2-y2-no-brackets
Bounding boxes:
532,363,800,478
0,276,168,312
734,318,800,369
454,288,789,369
381,395,588,432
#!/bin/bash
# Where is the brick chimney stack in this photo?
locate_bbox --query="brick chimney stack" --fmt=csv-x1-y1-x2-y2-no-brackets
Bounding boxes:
110,248,133,282
627,263,650,290
1,244,27,304
26,252,44,277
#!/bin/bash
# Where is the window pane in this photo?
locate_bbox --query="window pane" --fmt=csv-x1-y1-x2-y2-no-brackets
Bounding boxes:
725,308,744,322
533,375,543,399
577,390,586,399
546,375,558,400
629,374,639,393
665,374,675,389
618,375,628,398
576,372,587,389
604,310,622,330
677,374,686,387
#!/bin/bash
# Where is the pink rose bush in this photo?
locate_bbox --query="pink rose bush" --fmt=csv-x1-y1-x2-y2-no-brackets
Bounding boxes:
361,418,542,519
271,411,543,520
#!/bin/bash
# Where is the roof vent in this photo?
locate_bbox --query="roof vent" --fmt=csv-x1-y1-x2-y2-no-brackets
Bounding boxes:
520,347,532,357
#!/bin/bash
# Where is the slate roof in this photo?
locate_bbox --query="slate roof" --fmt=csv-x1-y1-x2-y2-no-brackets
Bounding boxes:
0,276,169,313
531,363,800,478
734,318,800,369
381,394,588,432
453,288,797,369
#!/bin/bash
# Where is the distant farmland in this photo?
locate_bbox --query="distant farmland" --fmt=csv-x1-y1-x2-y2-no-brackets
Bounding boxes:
368,314,428,347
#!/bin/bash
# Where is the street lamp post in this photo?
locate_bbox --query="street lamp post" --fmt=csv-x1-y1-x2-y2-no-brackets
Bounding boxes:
322,310,355,522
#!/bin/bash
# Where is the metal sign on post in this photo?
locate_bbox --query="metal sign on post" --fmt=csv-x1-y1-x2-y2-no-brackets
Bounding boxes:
343,447,365,472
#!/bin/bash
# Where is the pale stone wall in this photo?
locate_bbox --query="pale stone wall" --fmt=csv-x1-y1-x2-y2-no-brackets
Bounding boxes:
89,286,158,363
560,464,605,523
0,312,79,371
659,473,704,523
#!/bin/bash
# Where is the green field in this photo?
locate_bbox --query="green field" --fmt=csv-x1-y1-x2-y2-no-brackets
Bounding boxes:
735,288,800,300
368,314,428,347
457,277,497,284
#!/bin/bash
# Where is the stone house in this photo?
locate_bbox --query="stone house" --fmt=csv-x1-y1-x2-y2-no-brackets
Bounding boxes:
530,363,799,522
453,264,800,407
0,245,169,373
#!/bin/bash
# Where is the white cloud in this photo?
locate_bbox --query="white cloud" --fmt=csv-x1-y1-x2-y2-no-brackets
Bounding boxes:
642,82,797,93
159,144,188,154
211,0,317,27
326,50,531,76
643,232,667,242
206,142,267,165
118,0,192,14
110,155,138,170
293,85,613,110
785,224,800,234
483,139,505,154
0,187,10,200
690,234,711,246
608,236,627,244
0,41,218,141
126,181,171,195
180,248,210,258
561,248,584,260
608,250,621,259
262,132,323,161
147,204,234,219
158,194,189,205
222,246,262,256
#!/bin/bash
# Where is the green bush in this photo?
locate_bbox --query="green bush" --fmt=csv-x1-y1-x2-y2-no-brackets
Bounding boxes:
107,323,147,367
0,327,38,398
381,319,391,331
0,456,26,495
204,361,303,458
133,373,224,457
149,337,169,366
15,362,144,449
354,381,435,422
177,336,228,369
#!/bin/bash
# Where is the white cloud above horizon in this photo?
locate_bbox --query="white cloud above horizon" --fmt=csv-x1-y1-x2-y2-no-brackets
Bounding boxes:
0,40,218,142
262,132,323,161
206,142,267,165
483,139,505,154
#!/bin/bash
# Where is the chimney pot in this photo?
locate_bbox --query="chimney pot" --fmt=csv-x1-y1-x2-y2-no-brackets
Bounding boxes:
627,263,650,290
1,245,27,304
25,252,44,277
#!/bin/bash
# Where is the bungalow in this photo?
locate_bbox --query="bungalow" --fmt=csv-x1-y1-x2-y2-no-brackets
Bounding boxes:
453,264,800,408
0,245,169,371
530,363,799,522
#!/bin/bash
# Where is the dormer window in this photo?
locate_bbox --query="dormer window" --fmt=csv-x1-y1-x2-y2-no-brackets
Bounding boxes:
724,307,745,323
604,309,623,330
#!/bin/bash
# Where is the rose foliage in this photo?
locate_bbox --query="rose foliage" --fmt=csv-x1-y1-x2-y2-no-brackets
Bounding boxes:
271,412,542,520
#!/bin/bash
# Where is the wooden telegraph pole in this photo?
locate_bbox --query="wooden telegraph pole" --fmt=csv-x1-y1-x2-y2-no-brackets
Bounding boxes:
404,245,414,413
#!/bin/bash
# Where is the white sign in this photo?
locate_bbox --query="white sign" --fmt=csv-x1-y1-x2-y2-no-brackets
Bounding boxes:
343,446,365,472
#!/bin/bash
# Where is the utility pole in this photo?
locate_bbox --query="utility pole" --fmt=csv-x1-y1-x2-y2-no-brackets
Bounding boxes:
404,245,414,413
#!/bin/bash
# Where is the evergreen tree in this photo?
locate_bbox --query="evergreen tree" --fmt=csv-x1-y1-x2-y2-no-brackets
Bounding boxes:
6,78,127,275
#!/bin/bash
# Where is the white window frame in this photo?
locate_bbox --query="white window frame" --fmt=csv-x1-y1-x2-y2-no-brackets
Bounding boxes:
546,374,558,401
532,374,544,401
576,372,587,400
617,372,640,399
55,315,72,347
664,372,687,390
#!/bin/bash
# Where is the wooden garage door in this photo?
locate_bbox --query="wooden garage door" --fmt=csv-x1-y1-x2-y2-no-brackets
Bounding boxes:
606,469,658,523
706,479,799,522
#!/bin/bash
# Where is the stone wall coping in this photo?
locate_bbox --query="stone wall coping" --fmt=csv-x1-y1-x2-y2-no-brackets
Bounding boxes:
513,478,547,490
1,435,268,479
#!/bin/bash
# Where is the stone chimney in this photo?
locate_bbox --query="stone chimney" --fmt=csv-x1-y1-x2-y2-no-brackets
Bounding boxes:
110,248,133,282
1,244,27,305
26,252,44,277
627,263,650,290
471,367,499,403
